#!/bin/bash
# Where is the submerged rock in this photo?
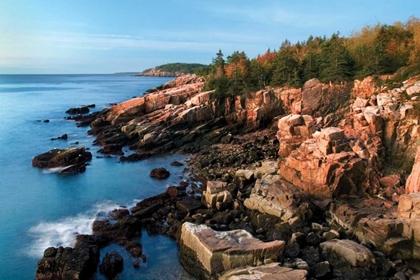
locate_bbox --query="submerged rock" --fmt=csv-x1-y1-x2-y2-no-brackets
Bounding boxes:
99,251,124,278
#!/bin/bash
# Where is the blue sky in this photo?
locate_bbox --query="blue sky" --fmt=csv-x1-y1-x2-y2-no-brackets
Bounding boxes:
0,0,419,74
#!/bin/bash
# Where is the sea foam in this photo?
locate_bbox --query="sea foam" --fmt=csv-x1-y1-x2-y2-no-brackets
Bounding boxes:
27,201,126,257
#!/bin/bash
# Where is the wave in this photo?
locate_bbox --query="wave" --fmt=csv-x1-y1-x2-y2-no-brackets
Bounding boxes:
27,201,128,258
43,165,76,173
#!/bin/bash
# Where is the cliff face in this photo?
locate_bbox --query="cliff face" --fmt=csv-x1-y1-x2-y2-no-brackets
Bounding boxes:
90,74,420,168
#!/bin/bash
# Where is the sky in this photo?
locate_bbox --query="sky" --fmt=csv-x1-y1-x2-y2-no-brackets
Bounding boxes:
0,0,419,74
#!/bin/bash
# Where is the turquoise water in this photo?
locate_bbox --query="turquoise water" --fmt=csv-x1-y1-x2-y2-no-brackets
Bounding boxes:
0,75,192,279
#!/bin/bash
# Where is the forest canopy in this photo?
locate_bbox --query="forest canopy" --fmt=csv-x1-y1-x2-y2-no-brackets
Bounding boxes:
202,17,420,98
141,63,208,75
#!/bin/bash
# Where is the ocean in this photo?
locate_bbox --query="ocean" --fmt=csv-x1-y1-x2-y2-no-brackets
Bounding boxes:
0,74,193,279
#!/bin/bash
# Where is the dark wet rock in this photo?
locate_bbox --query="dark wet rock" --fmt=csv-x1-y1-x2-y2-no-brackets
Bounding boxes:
32,147,92,174
131,192,171,213
210,211,234,225
51,134,68,141
395,271,408,280
110,208,130,220
90,117,110,129
35,236,99,280
285,243,300,258
119,152,151,162
150,167,170,179
124,241,142,258
98,144,123,155
176,196,204,213
43,247,57,258
290,232,307,248
66,106,90,115
133,203,163,219
301,246,321,267
306,232,322,246
310,261,331,278
43,119,50,123
99,251,123,278
170,161,184,166
166,186,180,198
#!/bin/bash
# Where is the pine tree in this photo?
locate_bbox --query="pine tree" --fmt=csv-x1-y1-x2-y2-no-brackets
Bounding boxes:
319,33,355,83
271,40,302,87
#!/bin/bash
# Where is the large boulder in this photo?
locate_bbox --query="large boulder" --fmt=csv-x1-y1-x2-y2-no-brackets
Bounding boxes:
32,147,92,174
244,179,315,226
320,239,376,280
179,222,285,279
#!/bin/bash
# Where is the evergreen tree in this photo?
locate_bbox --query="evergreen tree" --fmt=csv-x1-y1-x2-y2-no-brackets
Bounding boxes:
271,40,302,87
302,36,323,81
319,33,355,83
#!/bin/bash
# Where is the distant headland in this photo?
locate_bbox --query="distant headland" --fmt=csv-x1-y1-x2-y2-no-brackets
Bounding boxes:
136,62,209,77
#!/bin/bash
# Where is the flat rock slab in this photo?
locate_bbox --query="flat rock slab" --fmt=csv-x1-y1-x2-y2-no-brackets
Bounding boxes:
219,263,307,280
180,222,285,278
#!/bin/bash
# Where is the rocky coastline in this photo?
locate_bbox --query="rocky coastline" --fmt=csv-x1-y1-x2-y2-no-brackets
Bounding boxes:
34,74,420,279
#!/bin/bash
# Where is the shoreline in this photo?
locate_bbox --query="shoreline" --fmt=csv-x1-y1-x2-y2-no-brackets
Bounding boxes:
35,74,420,280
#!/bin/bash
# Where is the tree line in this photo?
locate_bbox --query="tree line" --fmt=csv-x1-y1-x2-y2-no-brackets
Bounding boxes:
199,17,420,99
142,63,207,74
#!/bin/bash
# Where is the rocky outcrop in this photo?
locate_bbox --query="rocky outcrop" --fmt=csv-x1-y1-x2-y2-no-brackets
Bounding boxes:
32,147,92,173
106,75,205,125
279,126,368,200
276,114,320,158
179,222,285,279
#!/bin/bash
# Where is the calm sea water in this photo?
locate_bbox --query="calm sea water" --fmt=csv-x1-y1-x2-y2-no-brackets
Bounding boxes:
0,75,193,279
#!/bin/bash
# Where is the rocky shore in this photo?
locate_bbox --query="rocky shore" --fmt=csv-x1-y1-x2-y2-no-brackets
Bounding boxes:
34,74,420,279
